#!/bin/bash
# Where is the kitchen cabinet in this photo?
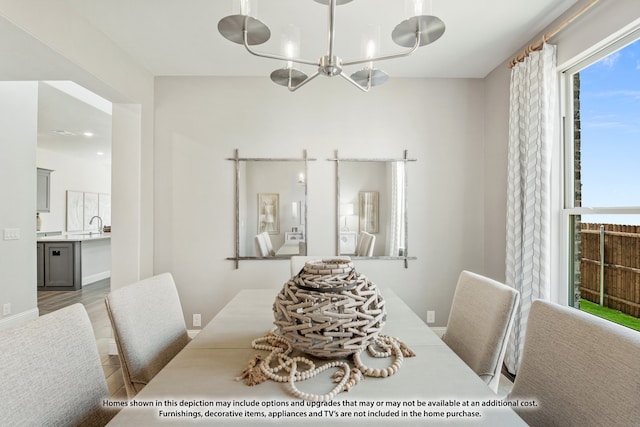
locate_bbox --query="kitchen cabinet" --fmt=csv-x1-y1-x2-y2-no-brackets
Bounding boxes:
37,168,53,213
37,243,44,287
37,242,81,290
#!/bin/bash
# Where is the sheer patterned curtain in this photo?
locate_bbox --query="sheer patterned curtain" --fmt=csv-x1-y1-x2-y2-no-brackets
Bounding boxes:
386,161,405,256
504,44,557,375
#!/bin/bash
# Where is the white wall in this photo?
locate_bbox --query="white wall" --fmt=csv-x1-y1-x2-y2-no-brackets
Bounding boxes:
36,148,111,233
482,0,640,295
0,82,39,329
154,76,485,327
0,0,154,325
0,1,155,291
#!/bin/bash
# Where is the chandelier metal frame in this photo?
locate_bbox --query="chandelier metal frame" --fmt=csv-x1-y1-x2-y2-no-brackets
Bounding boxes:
218,0,445,92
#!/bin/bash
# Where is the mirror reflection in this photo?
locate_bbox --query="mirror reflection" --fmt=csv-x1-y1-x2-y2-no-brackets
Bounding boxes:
239,160,307,257
338,160,407,257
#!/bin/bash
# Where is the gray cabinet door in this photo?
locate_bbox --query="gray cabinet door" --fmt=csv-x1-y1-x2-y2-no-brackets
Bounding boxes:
37,168,52,213
44,243,75,287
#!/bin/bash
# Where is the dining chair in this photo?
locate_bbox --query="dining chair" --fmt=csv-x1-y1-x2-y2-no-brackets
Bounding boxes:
442,270,520,393
105,272,190,398
0,303,116,426
507,299,640,427
254,233,268,256
365,233,376,256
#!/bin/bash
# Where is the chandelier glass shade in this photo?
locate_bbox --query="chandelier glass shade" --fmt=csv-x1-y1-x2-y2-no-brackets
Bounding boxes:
217,0,445,92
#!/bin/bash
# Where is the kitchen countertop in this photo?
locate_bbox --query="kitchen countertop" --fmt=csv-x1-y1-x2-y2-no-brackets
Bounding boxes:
37,232,111,242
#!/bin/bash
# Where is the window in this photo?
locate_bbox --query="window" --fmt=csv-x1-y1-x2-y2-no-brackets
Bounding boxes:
563,30,640,331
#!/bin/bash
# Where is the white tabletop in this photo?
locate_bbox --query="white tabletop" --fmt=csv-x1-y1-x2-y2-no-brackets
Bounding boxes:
107,289,525,426
275,241,302,256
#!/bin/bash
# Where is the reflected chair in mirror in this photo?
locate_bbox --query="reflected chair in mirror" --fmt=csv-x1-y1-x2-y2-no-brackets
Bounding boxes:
0,303,116,426
254,234,268,256
355,231,376,256
442,270,520,393
254,232,275,257
506,300,640,426
105,272,190,398
261,232,275,256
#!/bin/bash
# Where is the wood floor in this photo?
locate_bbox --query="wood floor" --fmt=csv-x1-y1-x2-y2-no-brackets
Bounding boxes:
37,279,127,400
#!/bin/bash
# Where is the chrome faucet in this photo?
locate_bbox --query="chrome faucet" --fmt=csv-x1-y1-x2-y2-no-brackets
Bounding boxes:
89,215,103,234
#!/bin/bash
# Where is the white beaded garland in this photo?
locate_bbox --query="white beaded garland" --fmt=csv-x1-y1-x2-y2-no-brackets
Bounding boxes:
352,335,405,379
244,332,414,402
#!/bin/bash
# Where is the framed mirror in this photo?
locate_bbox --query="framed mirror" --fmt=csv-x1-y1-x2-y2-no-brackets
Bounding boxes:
334,150,416,267
227,150,312,268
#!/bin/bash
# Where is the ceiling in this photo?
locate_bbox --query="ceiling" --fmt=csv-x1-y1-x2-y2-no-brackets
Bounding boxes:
65,0,578,79
6,0,581,161
37,82,112,162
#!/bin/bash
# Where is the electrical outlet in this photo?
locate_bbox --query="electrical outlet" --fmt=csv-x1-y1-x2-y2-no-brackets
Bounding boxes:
193,313,201,327
427,310,435,324
3,303,11,316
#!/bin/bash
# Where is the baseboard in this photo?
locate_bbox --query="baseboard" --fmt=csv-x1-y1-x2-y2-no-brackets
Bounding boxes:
83,271,111,286
0,308,39,331
430,326,446,338
108,338,119,355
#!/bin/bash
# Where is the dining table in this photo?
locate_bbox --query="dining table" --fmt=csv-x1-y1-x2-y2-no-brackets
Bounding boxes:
275,240,303,256
107,288,526,426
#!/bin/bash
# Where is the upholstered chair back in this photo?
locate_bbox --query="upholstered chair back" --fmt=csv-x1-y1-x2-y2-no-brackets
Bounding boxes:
442,270,520,392
507,299,640,426
105,272,190,398
0,303,115,426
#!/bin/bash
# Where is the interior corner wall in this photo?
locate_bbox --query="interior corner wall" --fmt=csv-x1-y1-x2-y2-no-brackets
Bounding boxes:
482,64,510,283
0,81,38,330
110,103,143,289
154,76,485,327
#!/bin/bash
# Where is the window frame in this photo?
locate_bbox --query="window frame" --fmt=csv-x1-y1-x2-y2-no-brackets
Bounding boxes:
559,26,640,307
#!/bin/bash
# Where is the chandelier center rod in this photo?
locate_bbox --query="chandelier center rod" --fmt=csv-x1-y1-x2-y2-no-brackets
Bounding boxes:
328,0,337,59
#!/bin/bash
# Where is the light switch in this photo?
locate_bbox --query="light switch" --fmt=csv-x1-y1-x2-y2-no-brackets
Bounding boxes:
3,228,20,240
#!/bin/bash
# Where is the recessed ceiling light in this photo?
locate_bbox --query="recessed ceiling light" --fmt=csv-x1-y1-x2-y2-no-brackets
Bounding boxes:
52,130,75,136
96,151,104,156
83,131,94,137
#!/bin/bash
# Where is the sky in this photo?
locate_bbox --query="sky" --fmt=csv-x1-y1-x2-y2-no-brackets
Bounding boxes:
578,37,640,225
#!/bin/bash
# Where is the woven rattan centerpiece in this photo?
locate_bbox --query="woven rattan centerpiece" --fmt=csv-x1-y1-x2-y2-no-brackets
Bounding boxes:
273,258,386,359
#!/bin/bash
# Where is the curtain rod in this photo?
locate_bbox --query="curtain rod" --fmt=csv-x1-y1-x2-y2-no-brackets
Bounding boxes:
508,0,600,68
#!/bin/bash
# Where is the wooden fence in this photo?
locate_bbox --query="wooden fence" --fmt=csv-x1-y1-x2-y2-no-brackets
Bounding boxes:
580,223,640,318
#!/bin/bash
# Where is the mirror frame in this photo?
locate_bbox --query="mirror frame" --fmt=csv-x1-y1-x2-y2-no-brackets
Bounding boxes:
226,149,314,268
332,149,417,268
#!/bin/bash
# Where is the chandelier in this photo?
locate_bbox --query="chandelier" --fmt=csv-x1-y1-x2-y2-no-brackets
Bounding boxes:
217,0,445,92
